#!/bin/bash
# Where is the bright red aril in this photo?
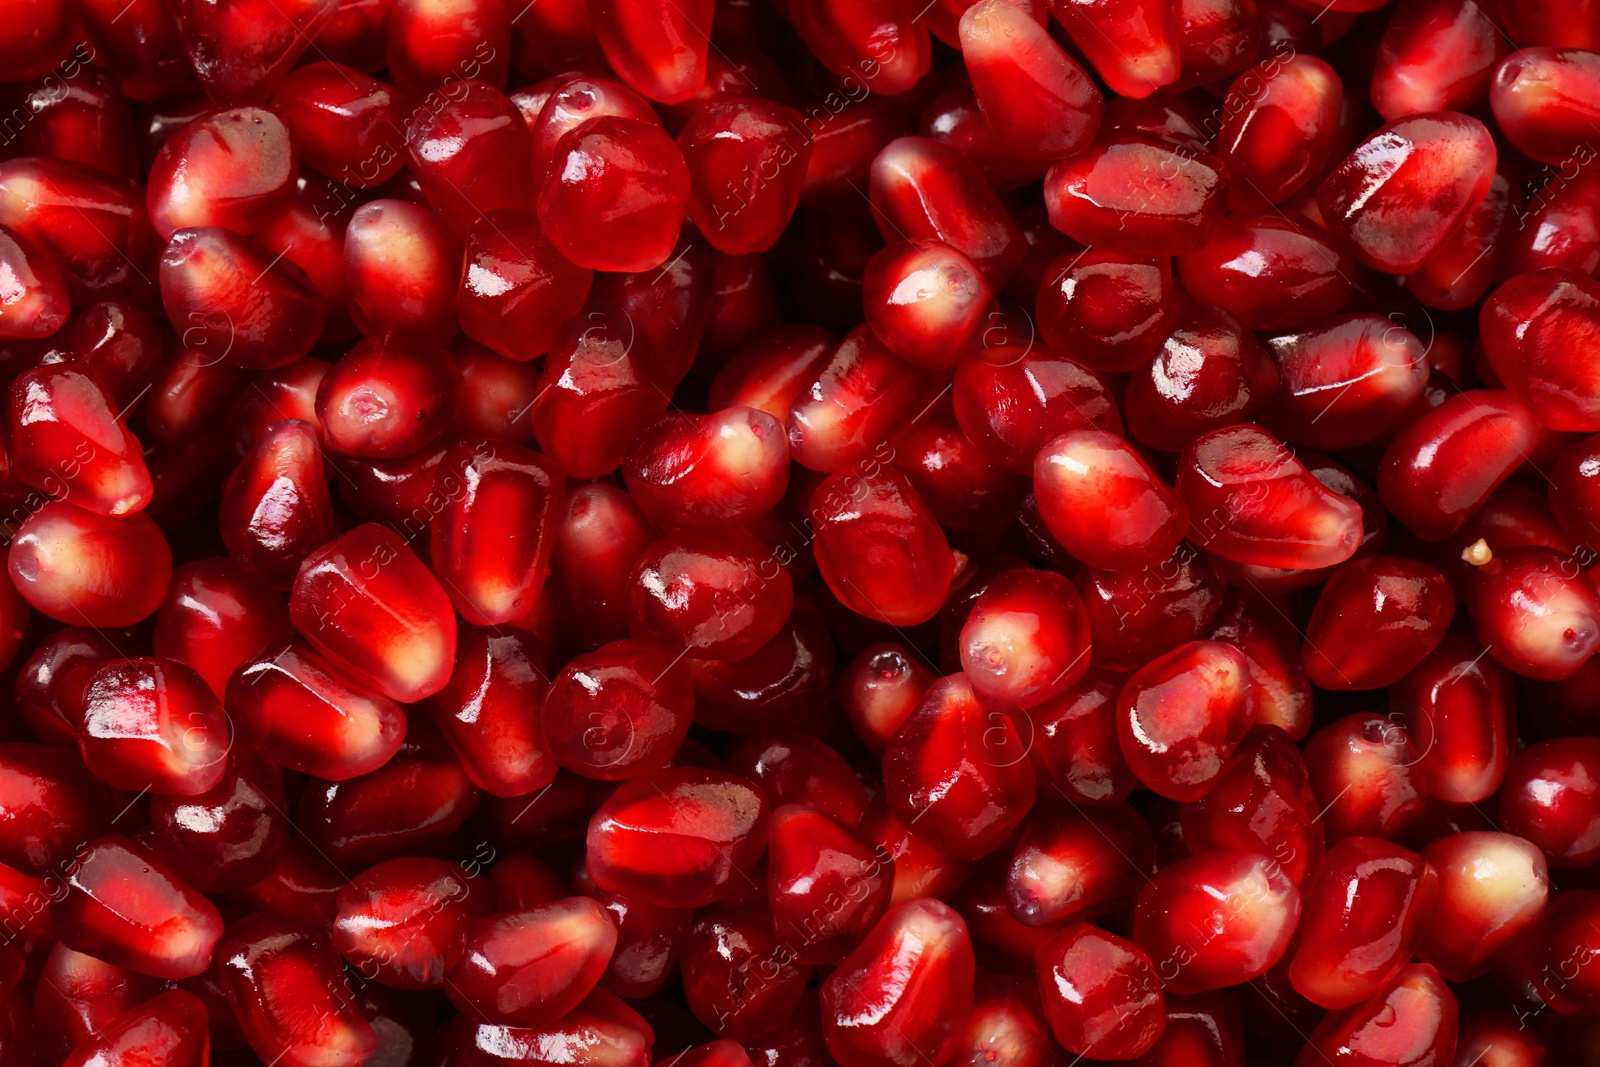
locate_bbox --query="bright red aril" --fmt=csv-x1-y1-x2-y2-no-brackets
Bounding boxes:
958,0,1103,159
79,656,230,796
1295,965,1458,1067
1418,831,1548,982
1302,556,1454,690
1116,639,1258,801
1033,429,1189,571
958,567,1091,710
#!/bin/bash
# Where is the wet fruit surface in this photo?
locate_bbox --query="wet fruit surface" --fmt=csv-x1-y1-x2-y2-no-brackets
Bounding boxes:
0,6,1598,1067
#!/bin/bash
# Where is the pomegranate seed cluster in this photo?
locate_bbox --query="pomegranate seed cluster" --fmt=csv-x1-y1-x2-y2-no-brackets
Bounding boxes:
5,0,1600,1065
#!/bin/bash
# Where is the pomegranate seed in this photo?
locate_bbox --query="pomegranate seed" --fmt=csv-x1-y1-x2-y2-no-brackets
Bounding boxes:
1417,831,1548,982
1036,922,1166,1060
387,0,509,94
957,567,1090,710
273,62,410,189
1176,215,1353,333
0,225,69,340
1372,0,1504,119
540,640,693,780
623,407,789,528
1046,0,1179,98
1482,267,1600,432
1132,850,1301,994
178,0,339,102
819,899,975,1067
788,0,933,97
436,988,654,1067
1498,737,1600,868
75,0,190,100
407,81,533,236
228,639,407,779
78,656,230,795
1259,313,1430,449
0,742,113,874
1506,170,1600,277
58,989,209,1067
33,944,163,1066
1008,799,1151,926
8,501,171,627
1124,305,1279,452
1317,112,1497,273
459,209,594,362
871,137,1026,286
766,804,891,964
1409,171,1520,312
679,97,812,255
1205,592,1314,739
298,715,481,866
1288,836,1438,1009
1302,555,1454,690
953,345,1120,475
54,835,224,979
589,0,714,104
1303,712,1428,843
445,896,618,1025
1468,545,1600,680
146,749,290,893
218,911,378,1067
810,463,954,626
342,199,461,345
332,857,492,989
1033,429,1188,571
682,901,810,1039
425,625,555,797
9,360,153,517
958,0,1102,160
1391,634,1516,804
1296,964,1458,1067
1035,251,1182,373
219,420,337,587
146,107,297,242
587,767,769,907
883,672,1036,860
1116,639,1258,802
1491,48,1600,165
862,241,995,371
1045,134,1228,256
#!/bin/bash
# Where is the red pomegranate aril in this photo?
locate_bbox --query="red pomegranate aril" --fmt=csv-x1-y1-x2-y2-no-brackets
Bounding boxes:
9,360,152,517
1317,111,1497,273
530,302,672,478
810,464,954,627
146,107,297,242
220,419,337,588
626,527,792,661
687,612,836,733
788,0,932,97
1409,171,1520,312
331,857,491,989
722,731,860,824
623,407,789,529
589,238,715,389
1260,313,1430,449
458,209,593,362
342,199,460,345
1176,215,1354,333
840,643,936,757
431,438,564,626
538,117,691,273
1481,267,1600,432
438,988,655,1067
819,899,975,1067
883,672,1036,860
588,0,713,104
0,224,69,340
74,0,189,100
863,241,994,371
1296,964,1458,1067
0,158,160,306
54,835,224,979
0,743,113,873
143,345,252,445
1288,836,1438,1009
1008,799,1152,926
1033,429,1189,571
1116,639,1258,802
1182,723,1323,887
1029,672,1138,806
540,640,694,780
453,340,541,442
219,911,378,1067
9,501,171,627
1045,133,1228,257
957,567,1091,710
1178,424,1363,571
1303,712,1428,843
47,299,166,407
1036,922,1166,1060
953,345,1120,474
273,62,410,189
1123,304,1279,452
33,943,164,1066
871,137,1026,286
1418,831,1548,983
1218,55,1344,211
15,628,120,750
788,325,940,474
177,0,339,102
678,96,812,255
1035,250,1182,374
1378,389,1540,541
151,560,292,700
78,656,230,796
289,522,456,702
316,331,461,459
681,901,810,1040
959,0,1103,159
55,989,209,1067
949,975,1062,1067
1372,0,1504,119
1498,737,1600,867
1302,556,1454,690
425,625,554,798
893,397,1030,531
386,0,508,93
1468,545,1600,680
1507,169,1600,277
1046,0,1179,99
1392,634,1515,804
766,804,892,964
1075,544,1226,669
445,896,617,1025
548,483,657,652
1450,1010,1547,1067
587,767,769,908
527,75,661,187
1490,48,1600,165
146,749,289,893
1204,591,1313,739
407,80,533,235
228,639,407,780
1133,850,1300,994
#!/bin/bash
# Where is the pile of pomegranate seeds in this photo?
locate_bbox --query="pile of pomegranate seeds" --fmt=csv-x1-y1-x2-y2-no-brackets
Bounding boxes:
11,0,1600,1064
